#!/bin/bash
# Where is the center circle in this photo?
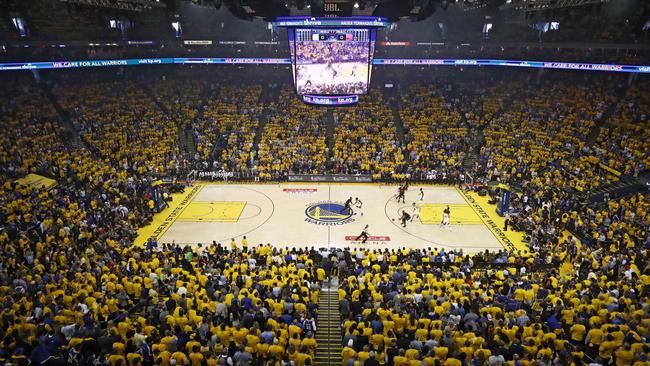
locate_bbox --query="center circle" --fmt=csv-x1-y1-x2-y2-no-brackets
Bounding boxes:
305,202,353,223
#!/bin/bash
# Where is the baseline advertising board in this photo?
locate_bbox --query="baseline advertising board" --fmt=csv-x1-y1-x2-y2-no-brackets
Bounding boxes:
288,174,372,182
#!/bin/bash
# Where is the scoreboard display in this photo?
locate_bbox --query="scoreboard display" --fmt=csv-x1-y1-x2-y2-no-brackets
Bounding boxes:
292,28,372,95
276,17,387,103
296,29,369,42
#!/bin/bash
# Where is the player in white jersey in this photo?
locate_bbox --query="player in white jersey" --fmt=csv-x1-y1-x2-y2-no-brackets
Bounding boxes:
410,202,420,222
354,197,364,216
354,197,363,209
441,205,451,229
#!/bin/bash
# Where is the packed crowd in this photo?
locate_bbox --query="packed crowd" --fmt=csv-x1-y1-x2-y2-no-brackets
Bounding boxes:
479,76,619,191
399,83,470,183
593,83,649,177
196,85,263,175
336,240,649,366
0,78,65,178
56,79,182,177
257,88,328,180
0,68,648,366
332,88,407,179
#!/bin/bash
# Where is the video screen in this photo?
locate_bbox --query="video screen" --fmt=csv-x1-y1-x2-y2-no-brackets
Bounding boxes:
294,29,371,95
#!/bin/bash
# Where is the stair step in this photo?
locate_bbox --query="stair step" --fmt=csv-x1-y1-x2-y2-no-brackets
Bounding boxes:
315,277,342,366
314,340,341,345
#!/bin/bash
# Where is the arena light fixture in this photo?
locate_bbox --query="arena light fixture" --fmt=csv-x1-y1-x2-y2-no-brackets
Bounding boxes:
59,0,166,11
500,0,610,11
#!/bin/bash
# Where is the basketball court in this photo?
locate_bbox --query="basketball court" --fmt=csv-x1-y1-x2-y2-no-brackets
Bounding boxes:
136,183,526,253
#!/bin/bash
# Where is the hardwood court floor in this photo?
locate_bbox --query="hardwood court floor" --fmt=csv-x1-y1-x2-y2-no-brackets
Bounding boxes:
136,183,526,253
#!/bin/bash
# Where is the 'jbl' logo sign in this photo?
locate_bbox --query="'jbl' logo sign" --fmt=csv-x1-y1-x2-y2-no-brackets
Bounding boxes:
324,3,341,11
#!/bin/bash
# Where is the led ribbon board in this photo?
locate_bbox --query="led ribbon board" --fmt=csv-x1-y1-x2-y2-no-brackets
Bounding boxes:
273,17,390,28
0,58,173,70
174,58,290,64
0,58,648,73
302,94,359,105
372,58,650,73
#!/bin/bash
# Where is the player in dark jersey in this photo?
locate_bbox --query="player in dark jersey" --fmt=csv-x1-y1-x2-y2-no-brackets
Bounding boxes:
400,210,411,227
355,224,369,244
396,186,406,203
342,197,353,214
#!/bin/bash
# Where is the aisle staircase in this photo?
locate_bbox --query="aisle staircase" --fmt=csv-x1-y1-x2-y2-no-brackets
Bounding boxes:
387,88,410,164
314,278,342,366
138,81,200,157
585,85,627,146
587,174,648,204
139,82,170,115
324,108,336,163
179,125,197,158
38,82,90,152
180,81,215,159
252,83,281,158
461,94,516,173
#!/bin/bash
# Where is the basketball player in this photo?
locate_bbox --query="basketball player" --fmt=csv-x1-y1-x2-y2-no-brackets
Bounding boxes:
396,186,406,204
410,203,420,222
354,197,363,209
354,197,363,216
441,205,451,229
400,210,411,228
342,197,353,214
356,224,369,244
419,188,424,201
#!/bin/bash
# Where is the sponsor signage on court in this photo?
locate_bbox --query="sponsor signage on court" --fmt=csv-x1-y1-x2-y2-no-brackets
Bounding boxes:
344,236,390,241
288,174,372,182
283,188,318,193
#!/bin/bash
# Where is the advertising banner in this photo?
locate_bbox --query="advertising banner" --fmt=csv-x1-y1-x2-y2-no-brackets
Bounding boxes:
287,174,372,182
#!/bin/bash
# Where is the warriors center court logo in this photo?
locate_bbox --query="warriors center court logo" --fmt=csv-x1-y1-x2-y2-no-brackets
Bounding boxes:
305,201,356,226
